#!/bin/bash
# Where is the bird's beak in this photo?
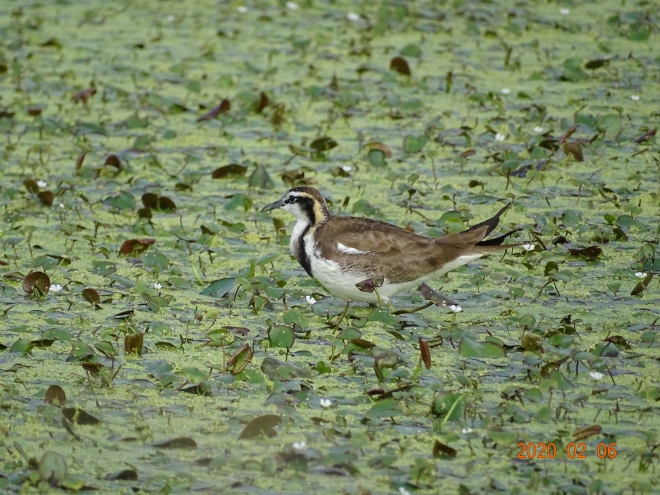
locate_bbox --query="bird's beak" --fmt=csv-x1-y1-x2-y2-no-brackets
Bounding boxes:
261,198,285,212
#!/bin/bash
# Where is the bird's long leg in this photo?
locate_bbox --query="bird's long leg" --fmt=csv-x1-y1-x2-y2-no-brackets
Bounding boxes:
374,287,383,308
392,301,434,316
333,300,351,332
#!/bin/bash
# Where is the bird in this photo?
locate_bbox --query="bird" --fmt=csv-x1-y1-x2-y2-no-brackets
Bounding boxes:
261,186,530,305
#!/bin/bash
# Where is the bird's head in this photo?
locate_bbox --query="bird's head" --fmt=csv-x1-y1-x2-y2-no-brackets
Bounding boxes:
261,187,329,225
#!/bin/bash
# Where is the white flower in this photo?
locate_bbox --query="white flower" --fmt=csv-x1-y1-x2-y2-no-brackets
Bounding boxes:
292,441,306,450
286,1,298,10
50,284,63,293
236,6,248,13
590,371,603,380
631,95,639,101
347,12,360,22
461,427,473,434
399,487,411,495
559,8,570,15
495,133,505,142
305,295,316,305
533,126,544,134
635,272,647,279
154,282,163,289
37,180,48,188
320,398,332,408
58,203,65,208
341,165,353,172
450,304,462,313
166,15,176,22
501,88,511,95
522,244,535,251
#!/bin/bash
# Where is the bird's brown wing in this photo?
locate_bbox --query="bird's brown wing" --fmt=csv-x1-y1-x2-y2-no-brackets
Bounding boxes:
316,217,487,283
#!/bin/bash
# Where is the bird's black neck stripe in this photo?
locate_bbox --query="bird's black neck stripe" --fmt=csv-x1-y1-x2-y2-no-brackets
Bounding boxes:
293,196,325,277
296,224,313,276
299,197,319,225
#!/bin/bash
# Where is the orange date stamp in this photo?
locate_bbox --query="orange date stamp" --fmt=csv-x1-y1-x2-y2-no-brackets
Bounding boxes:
517,442,617,459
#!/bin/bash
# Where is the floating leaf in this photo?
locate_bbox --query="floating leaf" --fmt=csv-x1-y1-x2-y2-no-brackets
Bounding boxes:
92,260,117,276
367,149,387,167
105,470,138,481
67,341,95,362
225,343,253,375
112,309,134,320
640,243,655,259
120,238,155,256
260,356,311,381
10,339,35,355
635,128,656,144
400,44,421,58
355,277,384,293
81,361,103,374
568,246,602,260
141,193,158,208
403,134,428,153
102,191,135,210
584,59,608,70
74,151,85,171
458,336,506,358
627,24,650,41
33,254,70,270
124,333,144,356
23,271,51,296
212,164,247,179
104,155,121,170
420,283,457,307
351,338,376,349
95,341,117,359
197,99,230,121
37,191,55,206
24,178,40,193
238,414,281,439
631,273,653,296
562,142,583,161
390,56,411,76
200,278,236,297
433,440,457,458
573,424,602,441
44,385,66,406
283,308,308,329
62,407,101,425
82,288,100,305
309,136,338,153
521,333,543,352
39,451,67,484
365,398,401,419
150,437,197,449
544,261,559,276
431,393,464,421
597,114,622,139
73,87,96,104
604,335,631,350
156,196,176,211
419,338,432,369
269,325,294,348
248,163,275,189
363,141,392,157
182,367,208,384
374,350,398,368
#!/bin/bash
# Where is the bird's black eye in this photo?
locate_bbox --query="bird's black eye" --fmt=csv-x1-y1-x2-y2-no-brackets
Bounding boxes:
285,196,297,204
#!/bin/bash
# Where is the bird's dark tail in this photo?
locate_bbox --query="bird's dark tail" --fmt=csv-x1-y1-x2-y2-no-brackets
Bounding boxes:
476,228,523,246
467,202,511,237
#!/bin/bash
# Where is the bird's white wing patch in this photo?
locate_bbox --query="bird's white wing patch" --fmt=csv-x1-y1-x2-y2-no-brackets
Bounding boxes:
337,242,369,255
